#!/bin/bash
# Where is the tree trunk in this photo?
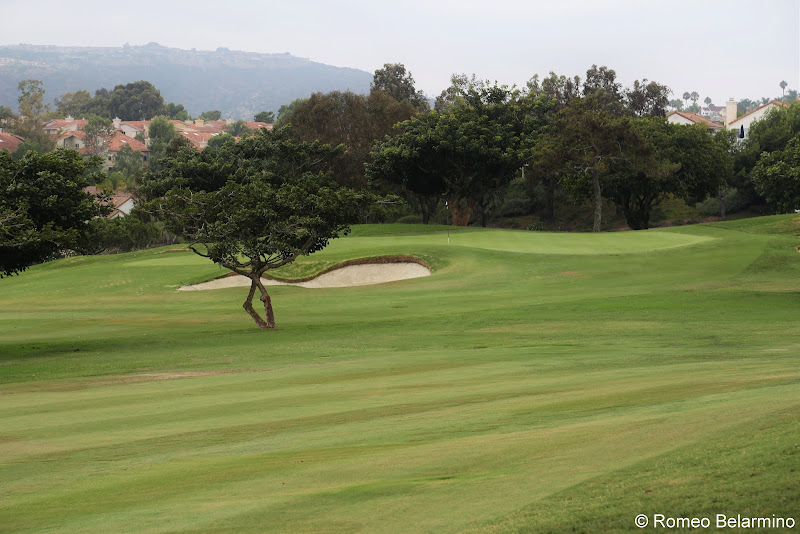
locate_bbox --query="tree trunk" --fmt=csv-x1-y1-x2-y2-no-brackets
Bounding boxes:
717,195,727,221
592,169,602,232
242,276,276,329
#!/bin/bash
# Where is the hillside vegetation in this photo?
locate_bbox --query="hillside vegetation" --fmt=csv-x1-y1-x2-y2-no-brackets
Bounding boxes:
0,43,372,119
0,218,798,531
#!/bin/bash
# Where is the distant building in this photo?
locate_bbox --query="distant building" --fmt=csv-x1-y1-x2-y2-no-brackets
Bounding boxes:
0,132,24,152
666,111,723,132
725,99,789,139
43,116,88,135
85,186,135,218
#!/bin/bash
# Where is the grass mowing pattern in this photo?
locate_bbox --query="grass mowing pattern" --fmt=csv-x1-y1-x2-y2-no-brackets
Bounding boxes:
0,217,798,532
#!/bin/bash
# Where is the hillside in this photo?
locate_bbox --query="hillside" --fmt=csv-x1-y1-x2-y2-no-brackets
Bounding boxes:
0,43,373,119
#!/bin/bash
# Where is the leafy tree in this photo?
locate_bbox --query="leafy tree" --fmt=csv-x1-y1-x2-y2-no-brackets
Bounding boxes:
88,88,112,118
206,133,236,151
371,63,429,112
737,98,759,116
227,120,250,137
198,110,222,121
54,89,94,118
711,129,745,220
112,143,146,186
82,115,116,156
668,99,684,111
555,94,637,231
254,110,276,123
146,115,177,170
153,129,363,329
626,79,671,117
752,134,800,213
11,141,49,160
704,96,712,107
275,98,308,126
108,81,167,121
368,83,549,225
10,80,54,150
605,120,727,229
166,102,191,121
0,105,16,121
285,90,417,189
527,72,581,110
735,102,800,175
0,149,110,276
435,73,478,111
583,65,625,115
140,127,341,201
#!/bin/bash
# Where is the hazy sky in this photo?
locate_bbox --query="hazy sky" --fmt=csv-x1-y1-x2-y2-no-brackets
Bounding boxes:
3,0,799,105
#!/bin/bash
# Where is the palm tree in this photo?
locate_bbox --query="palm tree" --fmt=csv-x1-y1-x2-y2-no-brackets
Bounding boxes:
682,91,690,107
704,96,712,107
780,80,788,97
690,91,699,105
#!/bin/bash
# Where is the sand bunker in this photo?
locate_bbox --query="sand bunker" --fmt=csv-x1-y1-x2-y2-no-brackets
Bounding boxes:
179,262,431,291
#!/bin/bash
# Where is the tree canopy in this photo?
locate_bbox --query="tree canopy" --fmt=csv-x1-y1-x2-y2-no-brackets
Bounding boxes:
150,128,364,328
108,81,167,121
0,149,110,277
371,63,429,112
752,133,800,213
284,90,417,189
368,83,551,225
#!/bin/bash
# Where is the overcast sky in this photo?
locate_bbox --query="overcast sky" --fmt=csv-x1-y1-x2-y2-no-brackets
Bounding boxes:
3,0,799,106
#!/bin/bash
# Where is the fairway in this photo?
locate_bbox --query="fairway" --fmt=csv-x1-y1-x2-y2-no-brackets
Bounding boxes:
0,217,798,532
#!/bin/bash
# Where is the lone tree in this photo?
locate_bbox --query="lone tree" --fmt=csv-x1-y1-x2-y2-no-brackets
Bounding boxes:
371,63,429,112
151,128,364,329
0,149,109,277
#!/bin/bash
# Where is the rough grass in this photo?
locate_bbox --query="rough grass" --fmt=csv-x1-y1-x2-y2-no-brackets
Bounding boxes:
0,217,798,532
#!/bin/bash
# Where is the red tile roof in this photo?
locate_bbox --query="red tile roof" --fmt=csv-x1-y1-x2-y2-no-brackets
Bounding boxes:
84,187,135,217
55,130,86,142
119,121,149,131
666,111,723,129
43,118,88,131
728,100,789,126
179,130,221,149
244,121,272,130
107,131,149,152
0,132,24,152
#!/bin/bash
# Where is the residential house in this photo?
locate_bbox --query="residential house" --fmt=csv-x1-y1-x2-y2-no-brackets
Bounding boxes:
0,132,24,152
666,111,723,133
96,132,150,169
55,130,86,149
85,186,136,218
179,130,221,150
43,116,88,135
699,104,727,123
115,118,149,140
726,99,789,139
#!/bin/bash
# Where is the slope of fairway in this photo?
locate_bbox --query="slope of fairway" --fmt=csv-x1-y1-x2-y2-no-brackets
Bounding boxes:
0,217,798,532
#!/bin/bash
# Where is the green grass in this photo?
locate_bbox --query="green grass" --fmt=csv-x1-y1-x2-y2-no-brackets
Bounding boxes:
0,217,799,532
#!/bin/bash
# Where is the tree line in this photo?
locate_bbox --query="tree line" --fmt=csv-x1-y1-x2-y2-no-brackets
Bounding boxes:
3,63,799,328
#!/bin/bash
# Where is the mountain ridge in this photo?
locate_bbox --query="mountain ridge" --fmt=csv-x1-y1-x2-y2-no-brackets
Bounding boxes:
0,43,373,119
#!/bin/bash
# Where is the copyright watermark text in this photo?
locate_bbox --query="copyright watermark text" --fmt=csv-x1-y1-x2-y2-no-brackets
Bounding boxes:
635,513,796,529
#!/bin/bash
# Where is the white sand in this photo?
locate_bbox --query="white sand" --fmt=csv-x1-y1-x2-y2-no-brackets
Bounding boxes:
178,262,430,291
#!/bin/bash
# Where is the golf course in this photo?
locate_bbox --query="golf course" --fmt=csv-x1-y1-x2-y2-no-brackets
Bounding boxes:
0,216,798,532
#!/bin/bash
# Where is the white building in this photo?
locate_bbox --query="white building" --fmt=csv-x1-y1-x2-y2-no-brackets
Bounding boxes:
725,98,788,139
